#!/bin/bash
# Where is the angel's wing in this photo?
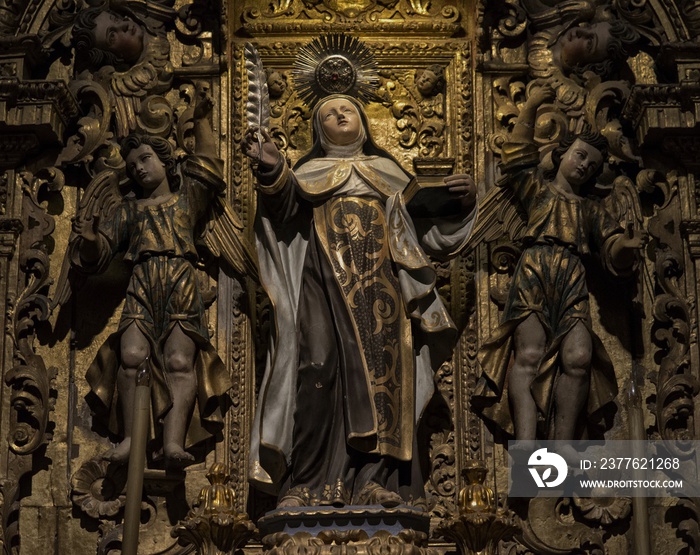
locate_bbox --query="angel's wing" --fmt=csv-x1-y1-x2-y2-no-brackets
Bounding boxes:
602,175,643,233
201,197,260,283
466,186,528,248
601,174,652,305
52,170,124,310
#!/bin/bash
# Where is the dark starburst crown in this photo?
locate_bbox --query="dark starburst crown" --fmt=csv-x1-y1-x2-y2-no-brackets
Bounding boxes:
293,34,380,107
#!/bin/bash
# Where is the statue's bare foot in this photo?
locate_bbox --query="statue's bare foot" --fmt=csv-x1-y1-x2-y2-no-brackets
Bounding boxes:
102,438,131,463
163,443,195,466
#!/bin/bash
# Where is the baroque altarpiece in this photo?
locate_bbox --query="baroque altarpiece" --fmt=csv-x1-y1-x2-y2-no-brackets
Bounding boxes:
0,0,699,553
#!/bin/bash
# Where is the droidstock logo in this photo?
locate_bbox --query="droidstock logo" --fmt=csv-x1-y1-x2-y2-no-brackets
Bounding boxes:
528,448,568,488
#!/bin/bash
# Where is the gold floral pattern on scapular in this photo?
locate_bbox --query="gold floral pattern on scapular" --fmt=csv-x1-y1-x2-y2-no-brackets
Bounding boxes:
315,196,413,458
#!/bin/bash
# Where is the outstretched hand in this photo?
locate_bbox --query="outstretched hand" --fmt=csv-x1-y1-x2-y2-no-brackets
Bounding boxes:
243,127,280,168
72,214,100,244
612,226,648,271
617,227,648,251
444,174,477,213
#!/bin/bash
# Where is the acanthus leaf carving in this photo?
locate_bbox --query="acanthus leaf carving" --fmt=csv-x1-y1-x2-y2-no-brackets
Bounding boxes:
241,0,461,35
56,78,113,169
379,68,447,159
649,174,698,457
5,169,63,455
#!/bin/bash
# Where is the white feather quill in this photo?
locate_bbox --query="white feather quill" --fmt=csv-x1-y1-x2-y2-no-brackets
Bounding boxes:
244,42,270,160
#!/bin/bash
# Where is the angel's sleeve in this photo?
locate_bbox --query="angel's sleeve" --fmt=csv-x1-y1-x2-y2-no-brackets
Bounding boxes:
181,155,226,220
69,203,130,274
499,140,542,213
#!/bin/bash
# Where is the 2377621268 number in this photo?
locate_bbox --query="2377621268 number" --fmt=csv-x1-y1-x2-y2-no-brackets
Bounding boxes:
597,457,680,470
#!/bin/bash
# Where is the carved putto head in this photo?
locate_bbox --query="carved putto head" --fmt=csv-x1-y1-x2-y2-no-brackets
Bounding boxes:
553,19,638,80
416,64,446,98
72,8,145,70
265,69,288,99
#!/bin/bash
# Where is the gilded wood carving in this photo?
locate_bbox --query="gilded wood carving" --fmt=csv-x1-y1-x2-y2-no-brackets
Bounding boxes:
0,0,699,554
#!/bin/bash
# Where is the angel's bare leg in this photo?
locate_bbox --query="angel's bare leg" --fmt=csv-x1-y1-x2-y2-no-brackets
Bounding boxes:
553,321,591,440
104,322,150,462
162,324,197,464
509,313,546,440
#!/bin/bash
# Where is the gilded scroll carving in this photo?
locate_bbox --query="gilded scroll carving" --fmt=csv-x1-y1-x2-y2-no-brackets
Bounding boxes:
681,1,700,38
6,169,62,455
263,528,435,555
378,65,447,157
0,478,19,555
650,175,697,450
240,0,461,35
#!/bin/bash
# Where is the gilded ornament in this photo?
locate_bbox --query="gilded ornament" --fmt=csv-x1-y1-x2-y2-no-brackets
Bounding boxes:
293,34,380,106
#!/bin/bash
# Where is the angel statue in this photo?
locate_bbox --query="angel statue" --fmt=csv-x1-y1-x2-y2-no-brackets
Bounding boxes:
474,86,645,440
72,6,172,137
64,91,239,465
244,93,477,508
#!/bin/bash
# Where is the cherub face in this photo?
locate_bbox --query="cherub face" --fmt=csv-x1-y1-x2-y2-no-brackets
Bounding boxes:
416,69,439,97
125,144,167,190
557,138,604,189
318,98,362,146
558,22,612,71
93,11,145,63
267,72,287,98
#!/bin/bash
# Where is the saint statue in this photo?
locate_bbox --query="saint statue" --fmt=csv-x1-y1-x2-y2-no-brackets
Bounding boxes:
245,94,477,507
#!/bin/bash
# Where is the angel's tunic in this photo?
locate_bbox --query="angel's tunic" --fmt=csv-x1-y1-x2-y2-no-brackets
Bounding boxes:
250,154,476,504
476,141,623,436
76,157,231,447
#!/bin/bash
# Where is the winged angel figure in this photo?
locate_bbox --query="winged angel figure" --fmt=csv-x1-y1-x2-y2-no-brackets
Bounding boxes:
471,85,646,441
53,90,257,465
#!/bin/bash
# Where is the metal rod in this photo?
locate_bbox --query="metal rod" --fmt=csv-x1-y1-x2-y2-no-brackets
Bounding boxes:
122,362,151,555
628,364,651,555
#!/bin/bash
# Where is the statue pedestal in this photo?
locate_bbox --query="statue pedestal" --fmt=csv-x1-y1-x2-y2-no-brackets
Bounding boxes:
259,506,434,555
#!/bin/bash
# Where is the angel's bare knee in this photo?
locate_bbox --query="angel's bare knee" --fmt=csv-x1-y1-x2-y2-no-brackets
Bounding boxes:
120,324,150,370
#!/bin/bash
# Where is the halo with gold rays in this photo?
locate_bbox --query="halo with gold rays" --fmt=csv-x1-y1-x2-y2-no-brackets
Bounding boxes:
293,34,380,107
